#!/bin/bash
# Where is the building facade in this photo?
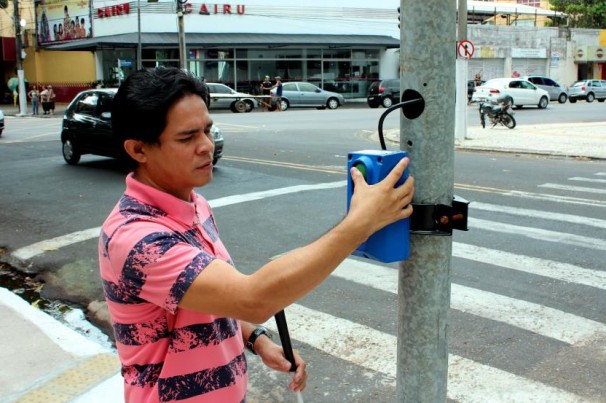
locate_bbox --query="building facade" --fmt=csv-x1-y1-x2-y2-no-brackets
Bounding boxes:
0,0,604,102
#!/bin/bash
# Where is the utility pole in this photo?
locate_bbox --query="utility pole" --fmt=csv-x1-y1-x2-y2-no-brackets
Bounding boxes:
455,0,468,141
137,0,142,70
176,0,187,70
397,0,456,401
13,0,27,116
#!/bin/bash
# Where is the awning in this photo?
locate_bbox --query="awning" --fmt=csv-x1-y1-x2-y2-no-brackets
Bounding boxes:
44,33,400,51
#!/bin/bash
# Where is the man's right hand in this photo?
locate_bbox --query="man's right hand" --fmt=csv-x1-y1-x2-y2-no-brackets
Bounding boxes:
347,157,414,239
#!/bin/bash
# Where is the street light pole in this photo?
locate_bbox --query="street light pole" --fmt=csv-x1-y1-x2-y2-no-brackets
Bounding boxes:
137,0,142,70
176,0,187,70
13,0,27,116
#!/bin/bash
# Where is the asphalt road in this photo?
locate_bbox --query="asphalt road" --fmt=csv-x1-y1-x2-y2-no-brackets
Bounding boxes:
0,105,605,402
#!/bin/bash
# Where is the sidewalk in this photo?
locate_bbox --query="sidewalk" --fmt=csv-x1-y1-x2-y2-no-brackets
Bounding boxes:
382,120,606,160
0,288,122,402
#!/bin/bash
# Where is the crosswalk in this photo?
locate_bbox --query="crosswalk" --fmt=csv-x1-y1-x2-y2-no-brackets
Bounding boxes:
249,171,606,402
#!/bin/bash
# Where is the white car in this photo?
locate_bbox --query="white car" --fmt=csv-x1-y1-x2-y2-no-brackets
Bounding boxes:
206,83,257,113
472,78,550,109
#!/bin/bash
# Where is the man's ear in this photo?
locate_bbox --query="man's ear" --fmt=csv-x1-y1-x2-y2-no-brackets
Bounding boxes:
123,139,147,163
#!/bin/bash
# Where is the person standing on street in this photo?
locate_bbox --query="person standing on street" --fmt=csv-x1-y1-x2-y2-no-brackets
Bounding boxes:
272,76,283,111
260,75,273,111
28,85,40,115
100,67,414,402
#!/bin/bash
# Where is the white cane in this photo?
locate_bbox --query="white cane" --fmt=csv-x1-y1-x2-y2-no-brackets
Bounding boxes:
274,310,304,403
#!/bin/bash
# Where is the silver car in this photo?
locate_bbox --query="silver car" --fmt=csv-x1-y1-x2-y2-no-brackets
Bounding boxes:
272,82,345,111
523,76,568,104
206,83,257,113
568,80,606,103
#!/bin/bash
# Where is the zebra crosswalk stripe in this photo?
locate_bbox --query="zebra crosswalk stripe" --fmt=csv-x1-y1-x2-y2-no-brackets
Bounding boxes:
263,304,589,403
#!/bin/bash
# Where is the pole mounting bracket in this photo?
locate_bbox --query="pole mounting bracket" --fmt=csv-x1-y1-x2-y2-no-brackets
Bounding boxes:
410,195,470,235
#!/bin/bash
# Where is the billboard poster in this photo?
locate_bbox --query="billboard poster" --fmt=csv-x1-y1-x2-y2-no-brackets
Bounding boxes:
37,0,92,45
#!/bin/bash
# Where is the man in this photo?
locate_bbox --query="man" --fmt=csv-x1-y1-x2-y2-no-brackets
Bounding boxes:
272,76,283,111
100,67,414,402
259,75,273,111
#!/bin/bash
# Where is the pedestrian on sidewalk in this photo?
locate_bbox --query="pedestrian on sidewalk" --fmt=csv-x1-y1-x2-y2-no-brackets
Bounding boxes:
28,85,40,115
101,67,414,402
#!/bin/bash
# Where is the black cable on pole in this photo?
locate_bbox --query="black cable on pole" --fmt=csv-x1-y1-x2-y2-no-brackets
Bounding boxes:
377,98,424,151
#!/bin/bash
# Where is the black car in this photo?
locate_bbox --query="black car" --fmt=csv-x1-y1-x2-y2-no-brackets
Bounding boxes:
367,79,400,108
60,89,224,165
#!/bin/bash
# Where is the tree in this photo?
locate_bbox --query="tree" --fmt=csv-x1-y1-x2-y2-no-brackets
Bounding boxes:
550,0,606,28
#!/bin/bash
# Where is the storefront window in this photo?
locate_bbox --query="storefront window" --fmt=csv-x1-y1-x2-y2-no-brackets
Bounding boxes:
323,49,351,59
118,46,380,98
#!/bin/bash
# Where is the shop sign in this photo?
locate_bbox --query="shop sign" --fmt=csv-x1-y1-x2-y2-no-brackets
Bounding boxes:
574,47,587,62
97,3,130,18
197,3,246,15
511,48,547,58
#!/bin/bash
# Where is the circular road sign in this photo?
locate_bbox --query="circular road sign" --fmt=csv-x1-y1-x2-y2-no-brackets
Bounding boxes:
458,40,474,59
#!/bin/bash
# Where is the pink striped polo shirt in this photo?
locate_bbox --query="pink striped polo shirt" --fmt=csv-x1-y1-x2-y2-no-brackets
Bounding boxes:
99,174,246,402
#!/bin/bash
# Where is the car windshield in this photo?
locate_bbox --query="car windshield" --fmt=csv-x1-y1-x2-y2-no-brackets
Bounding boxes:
571,82,585,87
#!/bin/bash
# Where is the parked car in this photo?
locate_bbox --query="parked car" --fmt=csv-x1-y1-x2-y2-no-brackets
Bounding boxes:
523,75,568,103
0,109,4,136
206,83,257,113
60,89,224,165
271,82,345,111
471,78,550,109
568,80,606,103
467,79,485,103
367,78,400,108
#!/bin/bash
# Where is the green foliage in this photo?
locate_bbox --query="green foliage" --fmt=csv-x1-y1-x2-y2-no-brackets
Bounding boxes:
0,0,8,9
550,0,606,28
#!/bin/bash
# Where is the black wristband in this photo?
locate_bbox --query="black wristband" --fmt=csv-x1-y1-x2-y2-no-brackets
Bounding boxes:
246,326,272,355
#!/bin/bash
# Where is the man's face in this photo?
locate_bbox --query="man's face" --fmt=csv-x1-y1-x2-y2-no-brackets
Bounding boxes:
137,94,215,201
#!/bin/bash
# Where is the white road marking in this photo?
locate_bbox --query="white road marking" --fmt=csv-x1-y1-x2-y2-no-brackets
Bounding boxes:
11,181,347,260
263,304,589,403
569,177,606,184
469,217,606,251
504,190,606,208
538,183,606,195
331,258,606,345
471,201,606,229
454,243,606,291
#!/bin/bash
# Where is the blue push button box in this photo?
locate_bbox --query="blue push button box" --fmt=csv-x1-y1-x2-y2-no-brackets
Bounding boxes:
347,150,410,263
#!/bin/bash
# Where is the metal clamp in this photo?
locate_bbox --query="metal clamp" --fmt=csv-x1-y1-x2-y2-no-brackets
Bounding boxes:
410,195,470,235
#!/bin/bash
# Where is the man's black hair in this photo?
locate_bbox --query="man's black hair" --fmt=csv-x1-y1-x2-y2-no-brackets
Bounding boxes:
112,67,209,146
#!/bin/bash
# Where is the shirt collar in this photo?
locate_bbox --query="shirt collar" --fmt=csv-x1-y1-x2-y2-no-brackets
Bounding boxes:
124,173,199,226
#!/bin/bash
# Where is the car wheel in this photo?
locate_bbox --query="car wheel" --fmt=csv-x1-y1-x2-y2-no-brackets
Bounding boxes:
280,99,289,111
244,100,254,112
586,93,595,103
558,93,567,104
381,97,393,108
569,98,577,103
538,96,548,109
62,137,81,165
213,157,219,165
326,98,339,110
598,99,605,103
0,129,3,137
232,100,248,113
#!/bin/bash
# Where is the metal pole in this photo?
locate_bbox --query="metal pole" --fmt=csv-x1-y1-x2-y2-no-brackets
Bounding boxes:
137,0,142,70
455,0,468,141
177,0,187,70
14,0,28,116
397,0,455,401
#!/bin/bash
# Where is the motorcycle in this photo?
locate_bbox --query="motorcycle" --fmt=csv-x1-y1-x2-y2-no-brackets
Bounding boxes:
478,96,516,129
